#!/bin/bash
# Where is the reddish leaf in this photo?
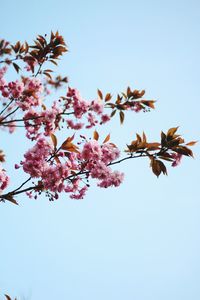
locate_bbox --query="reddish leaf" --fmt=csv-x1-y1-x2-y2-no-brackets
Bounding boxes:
13,62,20,73
105,93,112,102
172,146,193,157
50,134,57,149
161,131,167,147
110,109,116,117
142,132,147,143
167,126,179,137
119,111,125,124
103,133,110,143
93,130,99,141
97,89,103,100
136,133,142,143
186,141,198,146
151,158,167,177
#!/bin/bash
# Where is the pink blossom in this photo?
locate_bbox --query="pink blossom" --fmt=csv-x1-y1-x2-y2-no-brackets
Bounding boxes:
98,171,124,188
24,110,42,140
86,113,98,128
65,178,81,193
67,119,84,130
8,121,16,134
70,186,88,199
42,164,70,192
24,102,61,139
171,153,182,167
8,80,24,98
0,66,7,79
0,167,9,193
101,143,120,164
22,138,53,177
0,66,7,90
16,78,43,110
90,161,111,179
67,87,89,118
81,140,102,161
100,114,110,124
91,100,103,115
132,102,142,113
42,102,61,136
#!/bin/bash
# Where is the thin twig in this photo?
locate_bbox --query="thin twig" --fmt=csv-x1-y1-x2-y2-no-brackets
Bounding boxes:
0,99,14,116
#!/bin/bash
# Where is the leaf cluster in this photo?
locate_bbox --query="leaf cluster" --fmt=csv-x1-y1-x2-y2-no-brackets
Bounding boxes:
98,86,156,124
126,127,197,177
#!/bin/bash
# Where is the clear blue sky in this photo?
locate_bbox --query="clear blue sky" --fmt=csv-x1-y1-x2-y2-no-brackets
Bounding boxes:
0,0,200,299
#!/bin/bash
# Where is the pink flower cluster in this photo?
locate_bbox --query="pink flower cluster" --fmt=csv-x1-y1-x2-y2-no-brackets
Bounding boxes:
16,77,43,110
21,137,87,199
81,140,124,188
66,119,84,130
0,66,7,92
0,167,9,193
67,87,89,119
42,164,70,193
0,74,43,111
19,136,123,200
24,102,61,139
66,87,111,129
8,80,24,98
22,137,53,177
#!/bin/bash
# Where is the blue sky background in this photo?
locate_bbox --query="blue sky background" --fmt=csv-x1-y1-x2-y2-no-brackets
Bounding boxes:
0,0,200,299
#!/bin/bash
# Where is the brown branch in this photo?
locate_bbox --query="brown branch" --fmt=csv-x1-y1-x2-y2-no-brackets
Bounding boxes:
0,111,74,125
0,98,14,116
0,106,19,122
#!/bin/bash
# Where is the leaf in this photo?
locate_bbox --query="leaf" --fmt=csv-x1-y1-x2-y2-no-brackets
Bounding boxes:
142,132,147,143
167,126,179,138
127,86,131,97
5,295,12,300
61,136,79,153
116,94,122,104
151,158,161,177
50,133,57,148
61,142,79,153
93,130,99,141
43,72,52,79
49,59,58,66
103,133,110,143
172,146,193,157
4,195,19,205
97,89,103,100
150,158,167,177
110,109,116,118
141,100,155,109
14,41,20,53
136,133,142,143
158,160,167,175
105,93,112,102
119,111,125,124
159,155,174,162
186,141,198,146
44,69,53,73
24,41,29,52
55,156,61,164
161,131,167,147
13,62,20,73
